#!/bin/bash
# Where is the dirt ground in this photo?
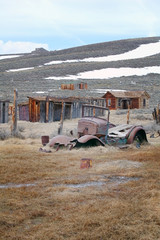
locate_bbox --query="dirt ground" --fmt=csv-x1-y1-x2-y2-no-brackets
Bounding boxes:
0,111,160,240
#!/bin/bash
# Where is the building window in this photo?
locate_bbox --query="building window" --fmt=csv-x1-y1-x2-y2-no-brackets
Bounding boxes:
143,99,146,107
108,99,111,106
118,98,121,107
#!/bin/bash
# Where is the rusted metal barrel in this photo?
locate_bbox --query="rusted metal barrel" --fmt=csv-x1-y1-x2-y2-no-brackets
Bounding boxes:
41,136,49,146
80,158,92,169
84,83,88,89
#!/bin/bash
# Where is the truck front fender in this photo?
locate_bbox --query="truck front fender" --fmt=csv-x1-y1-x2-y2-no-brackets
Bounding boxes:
72,135,105,148
127,126,147,144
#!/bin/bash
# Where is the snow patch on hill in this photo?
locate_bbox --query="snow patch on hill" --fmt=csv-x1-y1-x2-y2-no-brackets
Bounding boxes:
45,66,160,80
6,67,34,72
45,41,160,65
0,55,22,60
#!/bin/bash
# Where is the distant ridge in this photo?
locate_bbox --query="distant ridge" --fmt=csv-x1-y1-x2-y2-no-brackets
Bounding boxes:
49,36,160,57
0,36,160,108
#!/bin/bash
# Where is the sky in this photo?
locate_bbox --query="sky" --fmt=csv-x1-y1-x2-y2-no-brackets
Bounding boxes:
0,0,160,54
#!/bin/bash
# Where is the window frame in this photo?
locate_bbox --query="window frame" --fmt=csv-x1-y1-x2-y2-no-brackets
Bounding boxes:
108,98,111,106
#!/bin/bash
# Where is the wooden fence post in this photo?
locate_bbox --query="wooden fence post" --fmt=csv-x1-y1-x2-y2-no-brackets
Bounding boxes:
127,103,130,124
58,102,65,134
157,104,160,124
93,106,95,116
46,96,49,123
12,89,18,135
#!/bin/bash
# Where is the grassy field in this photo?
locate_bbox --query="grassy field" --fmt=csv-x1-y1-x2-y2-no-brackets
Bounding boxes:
0,136,160,240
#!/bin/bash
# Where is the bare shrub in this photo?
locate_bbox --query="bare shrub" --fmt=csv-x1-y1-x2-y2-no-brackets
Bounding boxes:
116,110,128,115
144,122,160,133
28,133,40,139
18,125,25,132
0,129,10,140
131,108,153,114
0,128,25,140
12,131,25,139
132,114,152,121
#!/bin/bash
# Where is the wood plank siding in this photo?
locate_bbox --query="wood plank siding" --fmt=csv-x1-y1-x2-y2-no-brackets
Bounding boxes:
131,98,139,109
19,96,106,122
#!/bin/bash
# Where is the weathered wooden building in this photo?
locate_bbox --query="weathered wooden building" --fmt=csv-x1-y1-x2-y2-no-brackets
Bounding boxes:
0,100,10,123
103,90,150,110
19,96,106,122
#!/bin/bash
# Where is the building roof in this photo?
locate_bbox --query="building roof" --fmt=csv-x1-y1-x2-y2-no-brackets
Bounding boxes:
103,90,150,99
27,96,105,103
0,99,10,102
18,101,29,106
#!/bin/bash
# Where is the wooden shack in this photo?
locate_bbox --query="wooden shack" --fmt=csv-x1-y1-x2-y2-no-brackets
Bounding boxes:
19,96,105,122
0,100,10,123
103,90,150,110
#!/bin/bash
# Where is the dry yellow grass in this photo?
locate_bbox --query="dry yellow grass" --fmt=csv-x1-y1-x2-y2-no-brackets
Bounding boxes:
0,136,160,240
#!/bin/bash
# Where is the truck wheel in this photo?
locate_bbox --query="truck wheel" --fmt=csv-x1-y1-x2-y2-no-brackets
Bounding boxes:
133,131,146,148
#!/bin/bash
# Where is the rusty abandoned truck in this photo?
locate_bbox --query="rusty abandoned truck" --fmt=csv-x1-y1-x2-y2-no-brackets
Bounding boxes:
41,104,148,151
76,105,147,147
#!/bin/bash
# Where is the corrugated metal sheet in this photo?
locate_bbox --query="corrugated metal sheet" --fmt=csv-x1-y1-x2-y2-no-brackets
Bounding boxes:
19,105,29,121
0,100,9,123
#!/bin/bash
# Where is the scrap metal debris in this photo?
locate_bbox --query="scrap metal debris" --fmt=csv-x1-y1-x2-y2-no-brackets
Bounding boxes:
80,158,92,169
49,135,75,148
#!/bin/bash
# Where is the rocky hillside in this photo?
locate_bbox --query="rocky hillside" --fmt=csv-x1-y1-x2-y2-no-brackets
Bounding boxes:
0,36,160,108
